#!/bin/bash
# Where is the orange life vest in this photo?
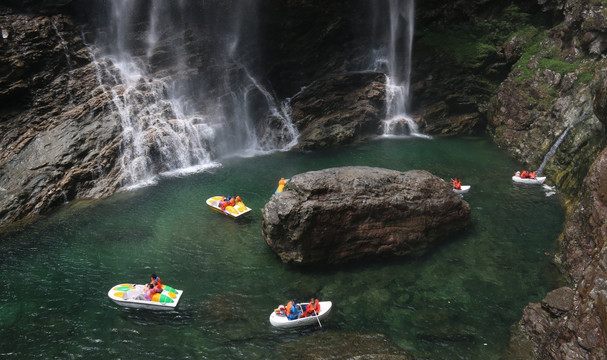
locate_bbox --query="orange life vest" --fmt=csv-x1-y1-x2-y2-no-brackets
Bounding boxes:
285,301,293,316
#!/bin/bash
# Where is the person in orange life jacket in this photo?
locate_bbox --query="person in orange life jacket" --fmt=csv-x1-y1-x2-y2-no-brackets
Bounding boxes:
286,300,302,320
150,274,163,294
229,197,236,206
450,178,462,190
235,196,242,203
529,171,536,179
303,298,321,317
144,283,157,301
520,170,529,178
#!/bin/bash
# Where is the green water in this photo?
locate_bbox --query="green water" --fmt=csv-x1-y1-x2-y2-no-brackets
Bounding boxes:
0,137,564,359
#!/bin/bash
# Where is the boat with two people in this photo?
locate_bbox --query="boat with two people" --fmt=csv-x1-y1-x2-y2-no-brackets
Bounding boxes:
107,283,183,310
206,195,251,218
512,170,546,184
269,298,332,328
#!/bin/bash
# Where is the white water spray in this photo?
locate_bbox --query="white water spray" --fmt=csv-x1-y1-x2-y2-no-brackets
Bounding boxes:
371,0,427,138
88,0,296,188
536,110,588,175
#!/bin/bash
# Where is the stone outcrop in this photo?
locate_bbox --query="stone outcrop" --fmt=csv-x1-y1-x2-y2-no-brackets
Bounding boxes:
289,72,387,150
261,167,471,265
0,13,123,229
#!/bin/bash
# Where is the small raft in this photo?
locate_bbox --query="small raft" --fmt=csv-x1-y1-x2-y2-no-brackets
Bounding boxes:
453,185,470,194
269,301,332,328
512,175,546,184
108,283,183,310
206,196,251,218
275,178,290,194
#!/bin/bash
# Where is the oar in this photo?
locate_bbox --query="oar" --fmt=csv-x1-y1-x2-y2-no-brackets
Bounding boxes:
312,308,322,328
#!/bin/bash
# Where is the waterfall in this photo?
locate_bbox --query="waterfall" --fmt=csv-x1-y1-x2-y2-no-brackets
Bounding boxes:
89,0,296,188
536,111,587,175
371,0,426,138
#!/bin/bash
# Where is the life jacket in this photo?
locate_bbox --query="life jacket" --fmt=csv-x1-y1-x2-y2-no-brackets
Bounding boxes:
235,196,242,203
304,302,315,317
279,178,285,186
521,170,529,178
529,172,536,179
219,200,227,210
314,299,320,313
285,301,293,316
229,198,235,206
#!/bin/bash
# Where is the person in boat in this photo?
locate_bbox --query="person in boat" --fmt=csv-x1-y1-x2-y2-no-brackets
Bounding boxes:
144,283,157,300
450,178,462,190
150,274,163,294
520,170,529,178
286,300,302,320
275,304,286,316
303,298,321,317
134,283,156,301
529,171,536,179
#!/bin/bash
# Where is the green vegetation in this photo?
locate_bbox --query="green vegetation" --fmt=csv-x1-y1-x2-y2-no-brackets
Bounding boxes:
416,5,535,68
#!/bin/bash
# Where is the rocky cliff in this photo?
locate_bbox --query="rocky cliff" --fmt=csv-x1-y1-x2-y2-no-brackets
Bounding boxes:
2,0,607,357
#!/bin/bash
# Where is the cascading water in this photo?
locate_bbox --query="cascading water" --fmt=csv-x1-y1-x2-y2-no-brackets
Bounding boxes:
89,0,296,188
371,0,427,138
536,111,588,175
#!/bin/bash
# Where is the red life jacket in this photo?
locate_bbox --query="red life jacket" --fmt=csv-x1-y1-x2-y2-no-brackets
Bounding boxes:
529,172,536,179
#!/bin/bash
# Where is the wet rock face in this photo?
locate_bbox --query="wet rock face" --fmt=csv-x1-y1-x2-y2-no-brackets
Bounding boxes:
0,12,123,229
289,72,387,150
261,167,471,265
509,148,607,359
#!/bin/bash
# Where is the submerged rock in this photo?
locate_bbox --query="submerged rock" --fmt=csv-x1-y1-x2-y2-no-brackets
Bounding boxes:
261,166,471,265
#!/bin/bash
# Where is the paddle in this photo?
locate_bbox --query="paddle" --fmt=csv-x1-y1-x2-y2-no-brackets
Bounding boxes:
312,308,322,328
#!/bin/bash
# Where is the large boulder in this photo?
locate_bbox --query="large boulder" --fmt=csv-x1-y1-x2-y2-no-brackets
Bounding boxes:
261,166,471,265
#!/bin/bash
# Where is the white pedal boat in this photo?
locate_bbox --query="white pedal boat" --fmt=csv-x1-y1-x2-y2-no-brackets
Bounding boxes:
108,283,183,310
269,301,332,328
453,185,470,194
206,196,251,218
512,175,546,184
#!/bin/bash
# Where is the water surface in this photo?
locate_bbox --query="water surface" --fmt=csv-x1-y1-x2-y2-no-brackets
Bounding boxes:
0,137,564,359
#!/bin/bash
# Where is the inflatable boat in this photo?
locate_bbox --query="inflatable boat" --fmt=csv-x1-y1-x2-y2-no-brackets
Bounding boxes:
512,175,546,184
269,301,332,328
